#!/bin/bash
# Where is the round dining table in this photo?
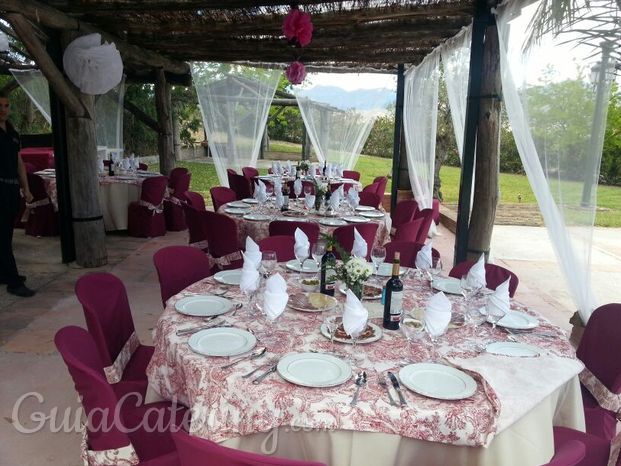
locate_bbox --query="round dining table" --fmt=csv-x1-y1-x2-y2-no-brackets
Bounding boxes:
146,268,585,466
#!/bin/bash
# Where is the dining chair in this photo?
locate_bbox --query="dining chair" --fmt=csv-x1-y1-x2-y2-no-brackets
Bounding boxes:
372,176,388,205
128,176,168,238
251,176,275,195
55,326,186,466
576,303,621,441
153,246,212,306
332,223,379,260
164,171,191,231
384,241,441,269
185,191,206,211
138,162,149,171
412,208,435,244
228,172,252,200
204,211,243,271
393,217,424,243
258,235,296,262
545,439,585,466
24,173,58,237
358,191,380,209
226,168,238,175
268,220,320,245
449,261,520,297
75,272,154,385
329,182,354,194
432,198,441,225
391,200,419,235
183,203,209,253
242,166,259,180
342,170,361,181
169,167,189,183
172,430,327,466
362,181,381,195
210,186,237,212
551,427,610,466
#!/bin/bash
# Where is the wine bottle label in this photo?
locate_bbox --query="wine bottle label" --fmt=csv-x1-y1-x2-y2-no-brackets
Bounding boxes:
325,269,336,290
389,291,403,322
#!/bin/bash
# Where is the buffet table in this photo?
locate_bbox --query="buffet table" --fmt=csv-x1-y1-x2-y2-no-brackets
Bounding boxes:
146,269,584,466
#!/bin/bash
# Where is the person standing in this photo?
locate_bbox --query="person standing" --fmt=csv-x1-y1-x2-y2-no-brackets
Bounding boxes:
0,92,35,297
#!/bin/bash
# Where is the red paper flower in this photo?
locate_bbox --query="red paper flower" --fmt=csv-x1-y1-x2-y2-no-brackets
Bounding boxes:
285,61,306,85
283,8,313,47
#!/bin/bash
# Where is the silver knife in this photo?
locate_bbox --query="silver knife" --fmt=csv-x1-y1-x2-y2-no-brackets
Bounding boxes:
252,365,277,384
387,371,407,407
176,322,227,336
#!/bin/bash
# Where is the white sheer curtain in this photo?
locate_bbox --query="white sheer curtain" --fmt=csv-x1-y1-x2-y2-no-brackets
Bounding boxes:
191,63,281,185
293,72,391,169
496,0,617,323
95,77,126,154
403,50,441,210
10,69,51,124
440,25,472,161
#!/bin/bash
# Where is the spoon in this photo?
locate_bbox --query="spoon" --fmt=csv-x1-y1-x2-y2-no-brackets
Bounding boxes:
350,371,367,407
230,302,243,316
220,347,267,369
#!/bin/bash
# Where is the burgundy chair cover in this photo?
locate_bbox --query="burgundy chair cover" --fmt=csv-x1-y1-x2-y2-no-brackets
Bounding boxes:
185,191,206,211
204,211,242,271
138,163,149,171
329,182,353,194
576,303,621,440
393,217,424,243
342,170,360,181
227,168,238,175
362,181,380,194
391,200,419,233
24,161,37,173
128,176,167,237
183,203,209,252
164,172,191,231
372,176,388,204
169,167,189,184
210,186,237,212
358,191,380,209
258,235,296,262
75,273,154,384
449,261,519,297
332,223,379,260
55,326,188,463
268,221,320,245
432,198,441,224
24,173,58,237
385,241,441,269
172,430,327,466
154,246,212,305
242,167,259,180
412,208,435,244
286,180,316,198
552,427,610,466
546,439,585,466
228,173,252,200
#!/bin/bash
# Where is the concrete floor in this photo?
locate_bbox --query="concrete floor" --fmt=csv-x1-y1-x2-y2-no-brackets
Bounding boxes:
1,223,619,464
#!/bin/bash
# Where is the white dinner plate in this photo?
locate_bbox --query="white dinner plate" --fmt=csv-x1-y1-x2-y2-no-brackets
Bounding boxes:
188,328,256,357
242,198,259,204
276,216,307,223
285,259,319,273
320,322,383,344
343,216,369,224
485,341,541,357
493,311,539,330
431,277,462,295
228,201,250,208
174,295,233,317
277,353,352,388
243,213,271,221
359,211,385,219
213,269,243,286
374,263,408,277
224,207,250,215
337,282,382,300
399,363,477,400
318,218,347,227
355,205,375,212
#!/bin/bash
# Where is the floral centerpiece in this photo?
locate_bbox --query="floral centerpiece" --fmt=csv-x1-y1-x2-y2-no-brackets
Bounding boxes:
313,178,328,211
298,160,310,175
323,234,374,300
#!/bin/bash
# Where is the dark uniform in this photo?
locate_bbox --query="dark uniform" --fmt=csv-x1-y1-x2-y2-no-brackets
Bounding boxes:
0,122,24,288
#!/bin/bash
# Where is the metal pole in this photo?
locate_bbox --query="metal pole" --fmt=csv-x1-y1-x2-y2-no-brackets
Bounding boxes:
390,63,405,213
453,0,490,265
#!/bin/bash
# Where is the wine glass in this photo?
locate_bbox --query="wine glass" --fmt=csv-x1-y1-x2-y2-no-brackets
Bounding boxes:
400,315,425,355
294,181,302,204
487,304,506,332
311,242,326,273
430,257,443,279
304,184,312,198
371,246,386,278
294,245,309,277
425,322,446,362
324,314,339,350
260,251,277,278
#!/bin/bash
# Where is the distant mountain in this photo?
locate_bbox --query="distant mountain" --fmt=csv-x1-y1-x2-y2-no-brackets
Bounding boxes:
297,86,396,112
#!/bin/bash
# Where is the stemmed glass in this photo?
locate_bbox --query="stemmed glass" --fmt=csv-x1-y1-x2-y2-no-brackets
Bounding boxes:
311,242,326,274
303,185,312,198
487,305,506,332
294,182,302,204
371,246,386,282
460,276,480,323
323,314,339,350
294,245,309,277
401,315,426,355
260,251,277,278
425,323,446,362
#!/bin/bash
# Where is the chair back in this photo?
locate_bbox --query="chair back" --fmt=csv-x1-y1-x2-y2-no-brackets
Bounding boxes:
342,170,360,181
170,173,191,199
210,187,237,212
141,176,168,205
268,221,319,245
393,217,424,242
75,273,136,367
154,246,212,305
332,223,379,260
392,200,419,230
172,430,327,466
362,181,380,194
226,168,238,176
204,211,240,258
287,180,316,198
55,326,131,451
24,162,37,173
372,176,388,202
448,261,519,297
242,167,259,180
546,440,586,466
358,191,380,209
413,208,434,244
251,177,275,195
26,173,48,200
258,236,296,262
577,303,621,393
185,192,206,211
168,167,189,186
329,182,353,194
183,203,209,246
228,173,252,200
138,163,148,170
385,241,441,269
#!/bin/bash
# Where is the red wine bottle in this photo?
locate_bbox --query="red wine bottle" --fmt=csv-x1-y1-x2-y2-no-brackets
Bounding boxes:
320,244,336,296
383,252,403,330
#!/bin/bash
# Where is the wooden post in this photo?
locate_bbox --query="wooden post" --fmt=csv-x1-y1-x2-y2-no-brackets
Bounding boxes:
302,126,311,161
467,23,501,262
391,64,410,211
155,68,175,175
173,111,181,161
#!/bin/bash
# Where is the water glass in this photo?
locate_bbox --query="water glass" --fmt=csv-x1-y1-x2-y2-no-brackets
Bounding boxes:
311,242,326,270
400,316,425,354
487,305,506,332
371,246,386,275
295,247,309,276
304,185,312,197
324,314,339,349
261,250,277,277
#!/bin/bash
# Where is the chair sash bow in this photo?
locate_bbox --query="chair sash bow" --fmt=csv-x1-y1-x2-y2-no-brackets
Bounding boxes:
138,199,163,215
207,250,242,269
21,198,52,222
190,240,209,253
81,426,139,466
103,332,140,384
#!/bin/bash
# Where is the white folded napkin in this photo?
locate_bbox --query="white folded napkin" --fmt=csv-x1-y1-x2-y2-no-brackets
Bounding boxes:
263,273,288,320
245,236,261,269
342,289,368,337
294,228,310,260
466,254,487,290
286,160,293,175
273,178,282,192
337,164,344,177
257,180,268,203
122,158,130,170
271,161,277,175
275,161,282,176
239,252,260,294
293,178,303,197
415,242,433,270
304,194,315,210
275,191,285,209
337,184,345,198
424,292,452,338
351,227,368,258
253,181,261,200
329,190,340,211
486,277,511,317
347,188,359,209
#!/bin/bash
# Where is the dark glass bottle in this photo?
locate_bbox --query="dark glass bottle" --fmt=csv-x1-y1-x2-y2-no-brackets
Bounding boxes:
320,244,336,296
322,160,327,177
383,252,403,330
108,156,115,176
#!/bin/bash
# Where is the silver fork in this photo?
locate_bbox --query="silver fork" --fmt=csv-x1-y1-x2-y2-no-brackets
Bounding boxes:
375,370,397,407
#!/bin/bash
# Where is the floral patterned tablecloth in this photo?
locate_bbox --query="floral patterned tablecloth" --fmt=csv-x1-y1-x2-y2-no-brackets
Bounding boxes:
146,271,583,452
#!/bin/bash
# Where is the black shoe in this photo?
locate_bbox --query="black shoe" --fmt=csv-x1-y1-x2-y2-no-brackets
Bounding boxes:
0,275,26,285
6,284,35,297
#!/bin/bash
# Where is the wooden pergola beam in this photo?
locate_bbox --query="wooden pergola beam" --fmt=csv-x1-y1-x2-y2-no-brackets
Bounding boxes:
123,98,161,133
